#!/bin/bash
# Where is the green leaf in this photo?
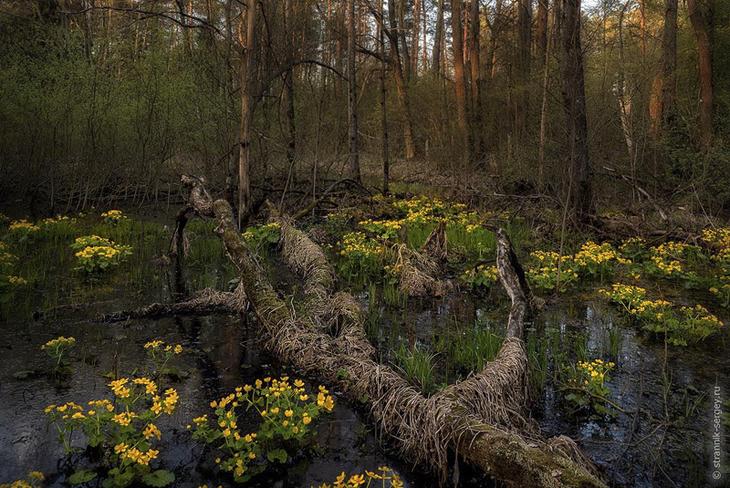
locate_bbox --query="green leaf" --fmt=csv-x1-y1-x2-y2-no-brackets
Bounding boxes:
68,469,97,485
266,448,289,464
142,470,175,487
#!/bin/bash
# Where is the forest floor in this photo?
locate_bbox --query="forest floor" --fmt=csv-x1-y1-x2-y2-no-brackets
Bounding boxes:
0,187,728,487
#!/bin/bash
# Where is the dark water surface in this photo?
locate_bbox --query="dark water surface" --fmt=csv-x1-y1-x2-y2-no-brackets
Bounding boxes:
1,213,728,487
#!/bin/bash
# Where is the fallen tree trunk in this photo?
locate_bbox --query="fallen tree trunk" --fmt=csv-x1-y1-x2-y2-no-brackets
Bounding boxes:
123,175,605,487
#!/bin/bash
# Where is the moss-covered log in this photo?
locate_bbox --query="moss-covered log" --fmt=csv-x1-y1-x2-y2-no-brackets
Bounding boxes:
167,175,606,488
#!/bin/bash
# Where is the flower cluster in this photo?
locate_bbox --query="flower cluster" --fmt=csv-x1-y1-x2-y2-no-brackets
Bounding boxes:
41,336,76,371
565,359,615,415
337,232,385,283
101,209,127,224
241,222,281,249
701,228,730,250
7,219,40,242
71,235,132,273
601,283,723,346
190,376,335,483
0,471,45,488
645,241,703,279
358,219,403,240
599,283,647,312
460,264,499,289
38,215,77,237
618,237,647,260
318,466,404,488
709,278,730,308
144,339,183,377
45,374,177,486
526,251,579,292
573,241,630,275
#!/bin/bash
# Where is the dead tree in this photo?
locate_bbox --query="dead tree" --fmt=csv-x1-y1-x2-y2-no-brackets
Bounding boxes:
110,175,607,487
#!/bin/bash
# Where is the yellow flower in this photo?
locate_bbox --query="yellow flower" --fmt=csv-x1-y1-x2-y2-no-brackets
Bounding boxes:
143,423,162,440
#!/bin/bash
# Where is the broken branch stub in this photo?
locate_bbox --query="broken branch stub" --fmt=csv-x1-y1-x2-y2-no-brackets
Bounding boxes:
172,176,606,488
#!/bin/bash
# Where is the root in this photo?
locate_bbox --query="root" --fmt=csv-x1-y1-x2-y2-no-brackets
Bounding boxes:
156,176,606,488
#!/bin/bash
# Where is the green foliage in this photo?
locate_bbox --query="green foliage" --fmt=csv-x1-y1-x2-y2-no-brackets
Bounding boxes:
459,264,498,290
241,222,281,252
564,359,615,415
336,232,385,286
393,343,438,395
190,377,335,483
41,335,76,374
71,235,132,273
601,284,724,345
45,373,178,487
436,323,503,376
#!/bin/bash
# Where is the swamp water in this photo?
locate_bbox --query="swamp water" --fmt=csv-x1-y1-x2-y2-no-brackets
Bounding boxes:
0,213,727,487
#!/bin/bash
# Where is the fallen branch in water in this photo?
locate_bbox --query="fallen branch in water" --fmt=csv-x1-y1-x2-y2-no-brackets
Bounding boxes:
99,285,247,322
108,175,607,487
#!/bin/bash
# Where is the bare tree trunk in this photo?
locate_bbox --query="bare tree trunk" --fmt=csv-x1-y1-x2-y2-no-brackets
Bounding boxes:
347,0,360,182
411,0,421,77
687,0,714,149
451,0,470,163
616,2,635,169
516,0,532,141
650,0,678,138
432,0,445,76
238,0,257,228
561,0,592,220
387,0,417,159
379,0,390,194
284,0,297,170
537,4,553,188
535,0,548,68
469,0,484,161
397,0,411,82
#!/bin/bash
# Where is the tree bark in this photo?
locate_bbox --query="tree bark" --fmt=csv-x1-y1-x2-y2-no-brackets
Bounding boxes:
386,0,417,160
561,0,592,220
536,0,548,69
451,0,470,163
516,0,532,141
379,0,390,194
469,0,484,161
347,0,360,182
432,0,445,76
687,0,714,149
237,0,257,228
649,0,678,138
